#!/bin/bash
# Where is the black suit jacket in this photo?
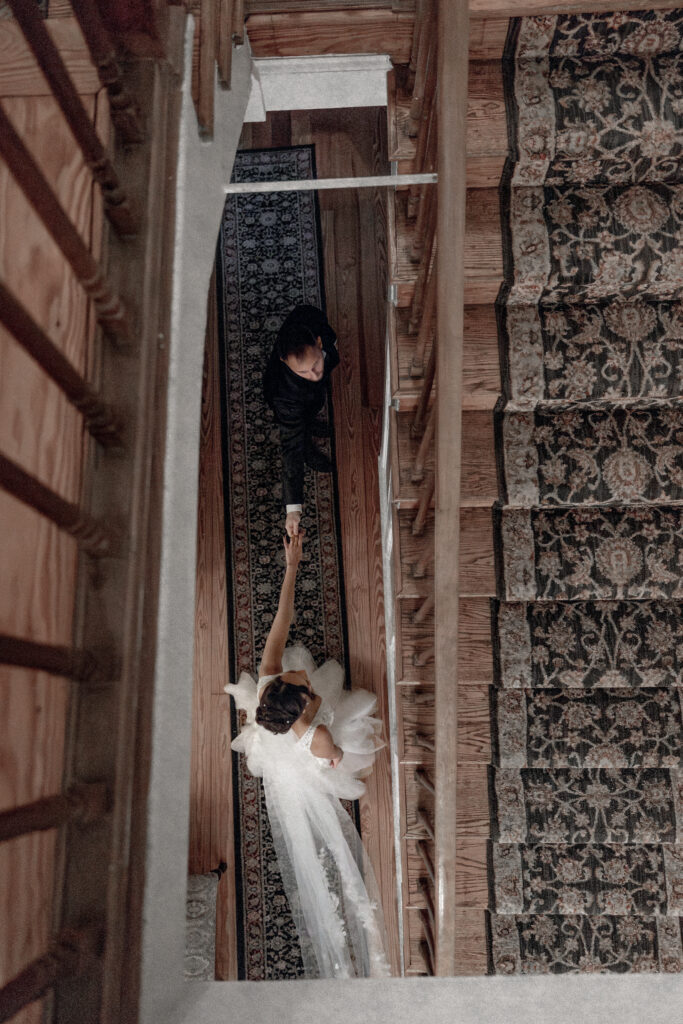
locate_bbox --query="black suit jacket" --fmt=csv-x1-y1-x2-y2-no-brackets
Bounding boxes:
263,304,339,507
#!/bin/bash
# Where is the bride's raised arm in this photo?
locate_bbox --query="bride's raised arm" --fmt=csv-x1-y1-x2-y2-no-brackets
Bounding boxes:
258,532,305,678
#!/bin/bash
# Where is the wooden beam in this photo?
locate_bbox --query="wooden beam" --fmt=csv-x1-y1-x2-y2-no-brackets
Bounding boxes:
0,18,101,97
246,10,414,61
433,0,468,977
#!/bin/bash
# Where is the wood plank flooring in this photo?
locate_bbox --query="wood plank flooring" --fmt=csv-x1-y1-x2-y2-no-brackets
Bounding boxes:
191,106,401,977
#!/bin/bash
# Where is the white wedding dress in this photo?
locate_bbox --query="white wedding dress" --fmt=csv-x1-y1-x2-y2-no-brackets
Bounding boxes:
225,644,391,978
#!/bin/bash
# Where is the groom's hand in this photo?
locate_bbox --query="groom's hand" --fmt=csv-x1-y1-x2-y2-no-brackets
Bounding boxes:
285,511,301,537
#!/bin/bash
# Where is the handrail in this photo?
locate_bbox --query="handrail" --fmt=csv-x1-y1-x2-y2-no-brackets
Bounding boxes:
0,635,111,682
433,0,468,976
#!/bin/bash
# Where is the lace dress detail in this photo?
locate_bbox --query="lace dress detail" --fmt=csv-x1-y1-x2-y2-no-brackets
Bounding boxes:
298,705,334,763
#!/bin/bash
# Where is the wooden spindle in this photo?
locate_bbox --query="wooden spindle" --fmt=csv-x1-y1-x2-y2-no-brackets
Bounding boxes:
412,472,435,538
0,925,103,1022
408,98,437,215
416,808,435,841
411,180,437,264
415,731,435,753
413,593,435,626
198,0,217,138
413,644,435,668
415,768,435,799
0,104,130,342
410,266,436,379
416,836,435,882
409,234,436,335
0,783,109,843
419,878,436,930
411,403,435,483
6,0,139,236
412,343,436,435
217,0,234,87
408,0,426,79
0,283,122,447
0,635,105,682
69,0,145,144
420,911,436,974
408,2,435,136
232,0,245,45
0,453,114,556
413,538,433,578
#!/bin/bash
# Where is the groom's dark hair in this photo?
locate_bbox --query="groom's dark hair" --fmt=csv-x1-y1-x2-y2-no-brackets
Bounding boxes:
256,676,309,735
277,322,320,362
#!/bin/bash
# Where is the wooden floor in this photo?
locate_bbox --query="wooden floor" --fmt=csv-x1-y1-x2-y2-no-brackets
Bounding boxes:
190,106,401,977
0,21,103,1020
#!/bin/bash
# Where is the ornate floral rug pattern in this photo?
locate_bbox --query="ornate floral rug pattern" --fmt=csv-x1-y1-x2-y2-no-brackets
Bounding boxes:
217,147,348,979
490,10,683,974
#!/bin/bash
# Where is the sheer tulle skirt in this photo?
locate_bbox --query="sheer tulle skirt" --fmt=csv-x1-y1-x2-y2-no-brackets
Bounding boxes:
226,645,391,978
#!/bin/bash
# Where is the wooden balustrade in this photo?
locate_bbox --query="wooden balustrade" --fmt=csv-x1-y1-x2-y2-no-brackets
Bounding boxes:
0,453,115,556
414,731,435,752
415,768,435,798
232,0,245,44
410,178,437,265
419,913,435,974
413,593,434,625
410,264,436,378
416,808,435,841
416,837,435,883
413,644,435,668
413,537,433,578
412,341,435,433
217,0,235,86
408,99,437,217
408,233,435,334
0,925,103,1024
69,0,145,144
7,0,139,236
0,103,130,342
0,784,109,844
412,472,434,536
408,0,436,137
411,403,435,483
419,878,436,932
0,283,122,448
0,635,113,683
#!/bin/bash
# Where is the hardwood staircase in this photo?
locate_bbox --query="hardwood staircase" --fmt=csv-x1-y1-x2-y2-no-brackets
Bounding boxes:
382,5,509,974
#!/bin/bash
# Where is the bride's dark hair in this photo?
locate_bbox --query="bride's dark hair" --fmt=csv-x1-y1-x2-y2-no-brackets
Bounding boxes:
256,676,309,735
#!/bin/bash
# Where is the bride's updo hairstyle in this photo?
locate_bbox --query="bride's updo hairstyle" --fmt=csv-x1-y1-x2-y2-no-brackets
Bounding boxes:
256,676,309,735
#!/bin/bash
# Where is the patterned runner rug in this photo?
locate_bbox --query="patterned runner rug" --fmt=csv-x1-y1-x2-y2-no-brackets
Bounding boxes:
216,146,349,979
489,9,683,974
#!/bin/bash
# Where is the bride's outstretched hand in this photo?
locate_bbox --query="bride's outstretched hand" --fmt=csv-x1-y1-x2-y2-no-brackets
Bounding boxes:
283,530,305,569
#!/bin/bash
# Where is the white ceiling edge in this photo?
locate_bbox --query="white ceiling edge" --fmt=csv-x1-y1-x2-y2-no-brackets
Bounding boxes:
243,53,391,122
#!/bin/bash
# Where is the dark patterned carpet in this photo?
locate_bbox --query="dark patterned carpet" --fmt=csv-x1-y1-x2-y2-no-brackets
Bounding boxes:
217,147,349,979
490,10,683,974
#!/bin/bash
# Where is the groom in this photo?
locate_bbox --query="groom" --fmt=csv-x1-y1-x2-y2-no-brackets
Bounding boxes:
263,304,340,537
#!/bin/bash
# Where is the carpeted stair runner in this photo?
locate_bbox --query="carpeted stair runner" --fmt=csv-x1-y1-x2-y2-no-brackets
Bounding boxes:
489,9,683,974
217,146,349,979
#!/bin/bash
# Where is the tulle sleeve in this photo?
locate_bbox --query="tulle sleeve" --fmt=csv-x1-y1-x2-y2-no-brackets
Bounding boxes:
225,672,267,775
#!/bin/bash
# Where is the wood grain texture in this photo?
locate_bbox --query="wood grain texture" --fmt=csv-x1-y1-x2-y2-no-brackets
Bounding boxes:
458,597,494,682
454,908,488,976
467,61,506,159
458,507,496,597
0,92,98,1015
456,685,491,763
455,838,489,907
467,15,509,60
0,18,100,98
246,10,414,60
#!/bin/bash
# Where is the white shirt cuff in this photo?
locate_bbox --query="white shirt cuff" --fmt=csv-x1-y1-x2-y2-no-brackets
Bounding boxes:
286,504,302,514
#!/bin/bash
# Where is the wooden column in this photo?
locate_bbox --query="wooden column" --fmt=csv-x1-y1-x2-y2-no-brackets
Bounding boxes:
434,0,468,977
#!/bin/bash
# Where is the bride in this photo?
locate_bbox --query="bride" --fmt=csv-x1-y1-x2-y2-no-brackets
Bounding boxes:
225,531,391,978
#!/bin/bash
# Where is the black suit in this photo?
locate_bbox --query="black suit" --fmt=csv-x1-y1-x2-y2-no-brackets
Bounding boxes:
263,304,339,508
